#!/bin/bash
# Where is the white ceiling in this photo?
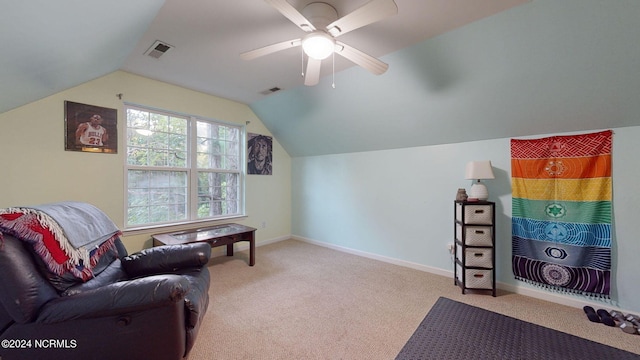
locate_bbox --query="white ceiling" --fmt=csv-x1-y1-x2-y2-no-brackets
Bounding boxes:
120,0,529,104
5,1,639,158
0,0,529,114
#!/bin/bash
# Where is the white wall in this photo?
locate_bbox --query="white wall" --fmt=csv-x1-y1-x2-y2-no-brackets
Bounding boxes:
292,126,640,313
0,71,292,252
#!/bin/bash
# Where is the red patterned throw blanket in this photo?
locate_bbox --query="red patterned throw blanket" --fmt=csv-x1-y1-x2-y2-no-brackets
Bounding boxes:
0,203,121,282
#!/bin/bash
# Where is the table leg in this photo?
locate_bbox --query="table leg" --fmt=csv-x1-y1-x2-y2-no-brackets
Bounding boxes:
226,243,234,257
249,234,255,266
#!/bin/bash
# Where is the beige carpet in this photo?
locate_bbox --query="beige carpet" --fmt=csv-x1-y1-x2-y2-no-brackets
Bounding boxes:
187,239,640,359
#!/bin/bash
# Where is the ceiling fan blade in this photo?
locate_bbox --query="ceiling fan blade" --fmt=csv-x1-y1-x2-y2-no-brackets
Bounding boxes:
240,39,301,60
304,57,322,86
335,41,388,75
265,0,315,32
326,0,398,37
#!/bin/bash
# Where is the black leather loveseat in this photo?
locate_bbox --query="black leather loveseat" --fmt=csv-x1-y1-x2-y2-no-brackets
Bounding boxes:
0,233,211,360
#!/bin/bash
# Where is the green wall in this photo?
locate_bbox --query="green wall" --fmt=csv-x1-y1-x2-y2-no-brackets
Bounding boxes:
292,127,640,313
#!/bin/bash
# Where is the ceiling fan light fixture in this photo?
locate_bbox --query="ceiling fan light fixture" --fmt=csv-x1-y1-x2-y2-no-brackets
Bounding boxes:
240,0,398,85
302,32,335,60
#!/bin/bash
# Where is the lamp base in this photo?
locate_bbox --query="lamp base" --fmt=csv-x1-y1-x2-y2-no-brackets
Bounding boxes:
469,182,489,201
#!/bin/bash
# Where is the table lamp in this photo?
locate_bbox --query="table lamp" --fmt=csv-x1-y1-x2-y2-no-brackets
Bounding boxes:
465,161,495,201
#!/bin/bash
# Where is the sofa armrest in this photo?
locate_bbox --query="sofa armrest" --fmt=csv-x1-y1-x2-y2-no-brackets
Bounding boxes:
121,243,211,277
36,274,189,323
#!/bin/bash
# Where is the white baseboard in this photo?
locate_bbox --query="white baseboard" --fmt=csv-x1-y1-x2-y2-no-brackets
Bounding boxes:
497,281,631,313
291,235,631,314
292,235,451,277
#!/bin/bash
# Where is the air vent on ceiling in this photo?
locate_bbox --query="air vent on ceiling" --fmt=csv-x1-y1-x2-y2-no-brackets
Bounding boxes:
260,87,281,95
145,40,173,59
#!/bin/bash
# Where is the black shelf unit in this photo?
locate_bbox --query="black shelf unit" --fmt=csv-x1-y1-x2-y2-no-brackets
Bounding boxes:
454,200,496,297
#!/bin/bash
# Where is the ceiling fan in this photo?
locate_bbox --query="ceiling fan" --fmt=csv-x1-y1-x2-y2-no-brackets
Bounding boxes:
240,0,398,86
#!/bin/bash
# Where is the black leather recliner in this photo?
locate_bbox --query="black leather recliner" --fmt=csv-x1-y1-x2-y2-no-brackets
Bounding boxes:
0,233,211,360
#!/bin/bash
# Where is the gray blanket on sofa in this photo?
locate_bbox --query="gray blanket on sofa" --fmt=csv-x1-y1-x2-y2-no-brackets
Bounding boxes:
32,201,120,251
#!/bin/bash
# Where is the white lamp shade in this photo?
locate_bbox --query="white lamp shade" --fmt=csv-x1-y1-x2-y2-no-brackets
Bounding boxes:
465,161,494,201
302,32,335,60
465,161,495,180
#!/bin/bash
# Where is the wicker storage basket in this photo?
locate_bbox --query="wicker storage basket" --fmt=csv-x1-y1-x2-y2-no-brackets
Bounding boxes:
455,203,493,225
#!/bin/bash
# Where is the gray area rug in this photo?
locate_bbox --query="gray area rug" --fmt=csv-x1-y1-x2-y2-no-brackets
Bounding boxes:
396,297,640,360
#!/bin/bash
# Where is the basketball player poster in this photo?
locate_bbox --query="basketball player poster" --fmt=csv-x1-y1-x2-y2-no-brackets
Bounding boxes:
65,101,117,153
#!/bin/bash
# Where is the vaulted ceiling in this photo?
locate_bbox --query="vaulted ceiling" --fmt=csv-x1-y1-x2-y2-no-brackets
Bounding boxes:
3,1,640,157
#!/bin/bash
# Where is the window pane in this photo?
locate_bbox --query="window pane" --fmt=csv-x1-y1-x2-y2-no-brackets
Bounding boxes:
127,128,148,147
127,108,149,129
126,110,188,169
127,169,187,225
127,206,150,226
126,106,243,227
169,117,187,134
197,172,240,218
149,132,169,150
197,120,240,170
197,153,210,168
150,113,169,132
127,147,148,166
170,150,187,167
170,133,187,153
225,155,239,170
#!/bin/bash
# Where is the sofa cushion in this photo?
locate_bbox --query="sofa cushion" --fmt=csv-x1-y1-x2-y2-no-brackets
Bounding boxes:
61,258,128,296
34,244,120,293
0,234,58,323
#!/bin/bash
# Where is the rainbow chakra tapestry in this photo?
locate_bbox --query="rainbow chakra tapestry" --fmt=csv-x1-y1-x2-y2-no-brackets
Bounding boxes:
511,130,612,297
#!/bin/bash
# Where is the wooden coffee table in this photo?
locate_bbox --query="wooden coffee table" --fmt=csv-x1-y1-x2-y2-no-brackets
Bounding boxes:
152,223,257,266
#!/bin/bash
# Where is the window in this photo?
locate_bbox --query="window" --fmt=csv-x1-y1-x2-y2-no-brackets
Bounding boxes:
125,105,244,228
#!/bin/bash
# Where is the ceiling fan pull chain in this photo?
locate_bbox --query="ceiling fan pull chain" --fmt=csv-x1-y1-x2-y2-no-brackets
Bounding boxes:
301,47,305,77
332,51,336,89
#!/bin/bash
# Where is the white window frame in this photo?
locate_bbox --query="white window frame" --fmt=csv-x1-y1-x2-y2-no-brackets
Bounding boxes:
124,103,245,230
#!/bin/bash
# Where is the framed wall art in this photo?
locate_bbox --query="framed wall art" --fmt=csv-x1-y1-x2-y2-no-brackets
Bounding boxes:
64,101,117,153
247,133,272,175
